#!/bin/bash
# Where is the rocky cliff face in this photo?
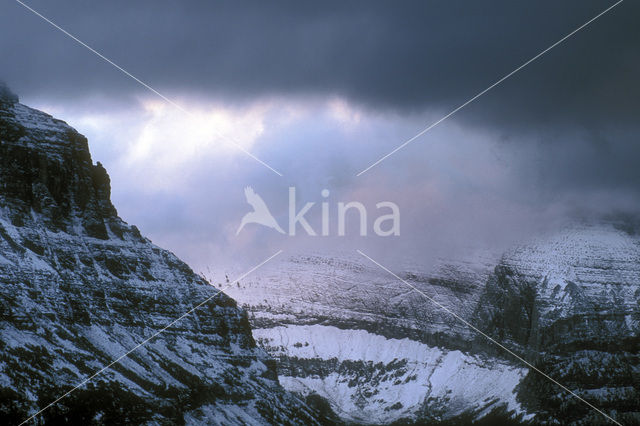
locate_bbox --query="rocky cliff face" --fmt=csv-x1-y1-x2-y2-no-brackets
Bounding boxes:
0,85,324,425
228,226,640,425
474,225,640,425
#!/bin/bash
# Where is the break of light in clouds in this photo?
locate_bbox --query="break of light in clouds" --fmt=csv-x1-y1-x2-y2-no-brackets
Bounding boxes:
3,0,639,274
25,93,598,274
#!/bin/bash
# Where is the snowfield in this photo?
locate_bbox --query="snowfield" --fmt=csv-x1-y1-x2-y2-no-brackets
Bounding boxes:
255,324,527,423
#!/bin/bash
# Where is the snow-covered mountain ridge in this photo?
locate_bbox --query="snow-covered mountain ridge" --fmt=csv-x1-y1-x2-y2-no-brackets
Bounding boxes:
0,84,326,425
228,225,640,424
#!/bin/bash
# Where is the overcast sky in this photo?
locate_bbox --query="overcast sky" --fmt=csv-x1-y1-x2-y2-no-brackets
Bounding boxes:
1,0,638,273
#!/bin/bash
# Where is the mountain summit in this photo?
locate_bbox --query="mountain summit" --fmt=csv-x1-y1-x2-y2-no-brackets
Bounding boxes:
0,86,326,424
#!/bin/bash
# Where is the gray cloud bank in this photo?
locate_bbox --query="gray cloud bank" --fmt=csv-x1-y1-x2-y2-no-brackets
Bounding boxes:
3,1,638,189
2,1,637,124
1,0,638,269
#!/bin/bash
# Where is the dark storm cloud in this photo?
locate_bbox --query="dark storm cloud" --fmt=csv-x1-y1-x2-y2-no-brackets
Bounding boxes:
1,0,637,128
1,0,639,198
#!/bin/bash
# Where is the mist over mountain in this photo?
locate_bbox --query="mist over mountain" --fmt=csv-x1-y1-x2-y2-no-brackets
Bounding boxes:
1,1,639,425
1,65,639,425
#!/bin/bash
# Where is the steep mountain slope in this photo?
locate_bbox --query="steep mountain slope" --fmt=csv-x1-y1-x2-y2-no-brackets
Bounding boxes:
228,225,640,424
0,83,324,425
